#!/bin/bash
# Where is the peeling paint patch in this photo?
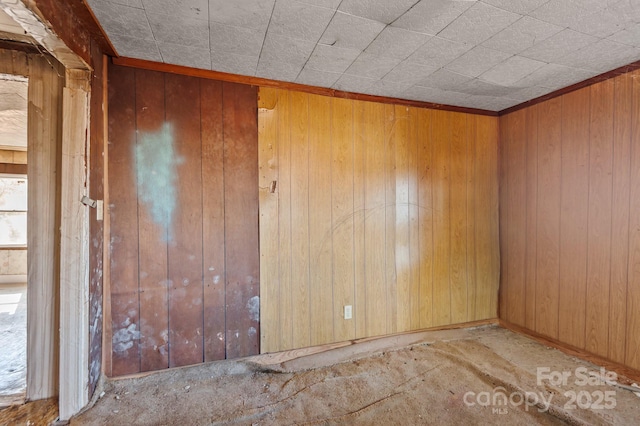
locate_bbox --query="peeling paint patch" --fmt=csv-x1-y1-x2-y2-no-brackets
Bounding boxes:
248,327,257,337
112,323,140,353
247,296,260,322
135,122,181,240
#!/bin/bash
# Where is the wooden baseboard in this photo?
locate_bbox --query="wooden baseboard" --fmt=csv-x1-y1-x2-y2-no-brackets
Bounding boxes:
499,320,640,384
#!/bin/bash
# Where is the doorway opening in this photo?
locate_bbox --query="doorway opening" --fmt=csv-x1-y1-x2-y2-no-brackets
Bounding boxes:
0,74,28,406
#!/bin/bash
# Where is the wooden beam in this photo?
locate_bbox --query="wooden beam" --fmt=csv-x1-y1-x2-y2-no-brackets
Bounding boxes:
0,163,27,174
112,57,499,117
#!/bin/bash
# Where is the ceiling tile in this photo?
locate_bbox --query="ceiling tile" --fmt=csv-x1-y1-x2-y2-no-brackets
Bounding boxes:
514,63,597,90
158,42,211,69
141,0,208,20
407,36,471,68
391,0,473,35
109,33,162,61
480,0,547,15
89,1,154,40
402,86,469,106
438,2,521,45
298,0,341,8
556,39,640,73
256,60,303,81
338,0,418,25
365,80,413,98
306,44,361,74
456,78,518,97
269,1,334,42
332,74,376,92
528,0,592,28
504,85,553,101
208,0,275,32
383,60,438,85
211,50,258,75
608,24,640,47
570,7,632,38
210,22,265,57
296,67,342,87
259,33,316,67
445,46,512,78
345,53,402,79
464,95,518,111
480,55,545,86
417,68,472,91
100,0,144,8
147,12,210,48
520,29,598,63
365,27,430,60
481,16,563,55
320,11,385,50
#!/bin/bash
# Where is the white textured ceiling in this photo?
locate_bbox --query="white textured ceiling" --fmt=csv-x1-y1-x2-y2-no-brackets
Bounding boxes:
87,0,640,111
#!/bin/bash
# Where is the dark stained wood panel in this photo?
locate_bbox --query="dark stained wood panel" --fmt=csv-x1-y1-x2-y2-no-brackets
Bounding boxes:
107,65,259,375
500,68,640,373
201,79,226,362
135,69,169,371
107,64,140,376
222,83,260,359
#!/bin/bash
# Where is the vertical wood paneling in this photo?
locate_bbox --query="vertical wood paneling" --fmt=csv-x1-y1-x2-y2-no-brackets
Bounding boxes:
609,72,632,364
585,81,614,357
500,68,640,372
450,114,468,325
290,93,311,349
201,79,226,362
222,83,260,359
535,98,562,339
166,73,204,367
108,67,259,373
258,88,279,353
258,88,500,352
308,94,334,345
417,108,434,329
432,110,452,327
626,70,640,370
558,88,590,349
108,65,140,376
135,69,169,371
332,98,355,342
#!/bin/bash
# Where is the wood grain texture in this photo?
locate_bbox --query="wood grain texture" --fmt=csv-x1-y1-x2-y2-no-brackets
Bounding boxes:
107,65,259,374
499,68,640,372
259,88,500,352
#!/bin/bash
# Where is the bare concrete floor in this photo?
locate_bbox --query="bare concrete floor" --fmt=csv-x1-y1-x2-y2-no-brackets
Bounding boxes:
0,282,27,406
73,326,640,425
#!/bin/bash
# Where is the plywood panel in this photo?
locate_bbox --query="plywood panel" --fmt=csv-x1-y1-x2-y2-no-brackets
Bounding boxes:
258,88,499,353
558,88,590,349
535,97,562,339
332,97,355,342
165,73,204,368
500,68,640,373
223,83,260,359
201,79,226,362
107,64,140,376
585,81,614,358
609,72,632,364
135,69,169,371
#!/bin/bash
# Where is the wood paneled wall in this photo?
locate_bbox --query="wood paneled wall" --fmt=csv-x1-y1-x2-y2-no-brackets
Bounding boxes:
106,64,259,376
499,69,640,371
258,87,500,353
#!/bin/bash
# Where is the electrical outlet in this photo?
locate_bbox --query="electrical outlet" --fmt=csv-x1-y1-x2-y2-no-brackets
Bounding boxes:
344,305,352,320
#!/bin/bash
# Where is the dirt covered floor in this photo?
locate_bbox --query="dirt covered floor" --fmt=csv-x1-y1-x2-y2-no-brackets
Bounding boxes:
72,326,640,425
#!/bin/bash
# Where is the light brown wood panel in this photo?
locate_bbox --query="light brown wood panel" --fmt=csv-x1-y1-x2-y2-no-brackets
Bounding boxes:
500,68,640,373
609,72,632,364
558,87,590,349
535,97,562,339
259,87,500,352
585,80,614,358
